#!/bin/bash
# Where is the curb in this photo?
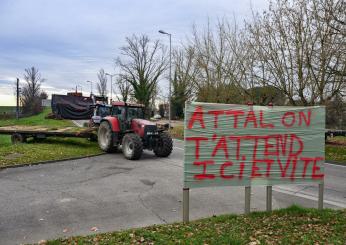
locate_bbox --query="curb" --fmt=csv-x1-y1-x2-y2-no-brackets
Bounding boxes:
0,153,106,171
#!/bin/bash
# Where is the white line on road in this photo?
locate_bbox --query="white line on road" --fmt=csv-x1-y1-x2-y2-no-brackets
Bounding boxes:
273,187,346,208
324,162,346,168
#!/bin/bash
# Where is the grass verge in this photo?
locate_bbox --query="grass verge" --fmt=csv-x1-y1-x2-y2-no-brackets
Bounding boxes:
0,108,74,128
326,136,346,164
170,125,184,140
325,145,346,164
0,135,102,168
0,109,102,168
46,205,346,245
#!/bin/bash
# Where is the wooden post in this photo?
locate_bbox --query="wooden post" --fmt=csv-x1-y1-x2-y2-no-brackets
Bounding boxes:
245,186,251,214
183,187,190,222
266,186,272,212
318,181,324,210
244,102,254,215
266,103,273,212
16,78,19,120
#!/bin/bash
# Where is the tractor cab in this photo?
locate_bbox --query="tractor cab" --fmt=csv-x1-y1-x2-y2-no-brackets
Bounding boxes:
110,102,145,130
90,103,112,126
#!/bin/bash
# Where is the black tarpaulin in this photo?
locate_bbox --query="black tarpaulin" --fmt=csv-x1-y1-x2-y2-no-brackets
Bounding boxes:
51,94,93,120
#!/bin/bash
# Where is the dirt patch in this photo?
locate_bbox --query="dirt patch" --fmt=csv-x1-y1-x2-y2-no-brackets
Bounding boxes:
4,153,24,160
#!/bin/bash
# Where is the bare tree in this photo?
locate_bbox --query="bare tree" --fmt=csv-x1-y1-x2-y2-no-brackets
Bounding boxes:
97,68,108,97
21,67,45,115
247,0,345,105
114,75,132,103
171,47,197,118
116,34,167,116
182,19,259,104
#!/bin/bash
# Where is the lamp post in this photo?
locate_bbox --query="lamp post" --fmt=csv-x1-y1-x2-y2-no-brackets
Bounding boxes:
86,80,93,95
159,29,172,129
105,73,116,103
78,85,83,94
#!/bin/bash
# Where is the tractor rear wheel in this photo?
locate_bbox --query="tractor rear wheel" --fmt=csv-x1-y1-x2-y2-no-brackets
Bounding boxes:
122,133,143,160
154,132,173,157
98,121,117,153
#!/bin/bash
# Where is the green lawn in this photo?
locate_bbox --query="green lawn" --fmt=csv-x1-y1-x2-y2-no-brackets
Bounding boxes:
0,109,102,168
170,125,184,140
326,145,346,164
46,205,346,245
0,106,16,113
326,136,346,164
0,108,73,128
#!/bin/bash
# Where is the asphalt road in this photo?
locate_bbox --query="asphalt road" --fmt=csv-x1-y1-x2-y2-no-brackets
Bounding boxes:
0,139,345,244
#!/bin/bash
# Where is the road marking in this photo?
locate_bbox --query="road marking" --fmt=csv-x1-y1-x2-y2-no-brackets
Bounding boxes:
324,162,346,168
273,187,346,208
174,147,184,151
174,138,184,142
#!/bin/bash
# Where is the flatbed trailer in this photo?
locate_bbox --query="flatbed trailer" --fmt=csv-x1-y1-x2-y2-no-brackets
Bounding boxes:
0,126,96,143
325,129,346,140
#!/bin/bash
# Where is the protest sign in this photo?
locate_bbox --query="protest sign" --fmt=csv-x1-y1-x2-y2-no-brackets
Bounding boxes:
184,102,325,189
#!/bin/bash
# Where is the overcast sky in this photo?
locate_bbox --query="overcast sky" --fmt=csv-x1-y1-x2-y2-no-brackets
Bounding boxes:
0,0,268,106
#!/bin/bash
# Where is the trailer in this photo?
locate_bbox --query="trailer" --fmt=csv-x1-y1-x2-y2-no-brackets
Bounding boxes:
0,125,96,144
325,129,346,141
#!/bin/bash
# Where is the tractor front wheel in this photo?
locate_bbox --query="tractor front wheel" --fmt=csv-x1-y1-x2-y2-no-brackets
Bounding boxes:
122,133,143,160
154,132,173,157
98,121,117,153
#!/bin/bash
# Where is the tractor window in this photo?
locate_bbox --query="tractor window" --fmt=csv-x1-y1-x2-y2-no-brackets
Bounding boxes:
127,107,144,120
97,106,111,117
112,106,125,118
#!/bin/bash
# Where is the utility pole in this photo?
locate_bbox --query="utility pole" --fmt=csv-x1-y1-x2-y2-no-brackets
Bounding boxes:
105,73,116,103
87,80,93,96
16,78,19,120
158,30,172,129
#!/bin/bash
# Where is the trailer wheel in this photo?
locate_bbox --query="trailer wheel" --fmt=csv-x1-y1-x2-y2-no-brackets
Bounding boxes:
89,133,98,142
11,133,26,144
154,132,173,157
122,133,143,160
98,121,117,153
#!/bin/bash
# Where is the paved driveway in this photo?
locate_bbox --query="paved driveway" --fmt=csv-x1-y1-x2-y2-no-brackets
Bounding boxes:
0,139,345,244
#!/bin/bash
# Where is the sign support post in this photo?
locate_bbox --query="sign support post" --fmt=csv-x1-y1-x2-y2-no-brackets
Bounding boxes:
266,186,272,212
318,181,324,210
244,186,251,214
244,102,254,215
183,187,190,222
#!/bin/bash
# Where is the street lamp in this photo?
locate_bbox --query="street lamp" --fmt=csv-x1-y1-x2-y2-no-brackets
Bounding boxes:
159,29,172,130
105,73,116,103
78,85,83,94
86,80,93,95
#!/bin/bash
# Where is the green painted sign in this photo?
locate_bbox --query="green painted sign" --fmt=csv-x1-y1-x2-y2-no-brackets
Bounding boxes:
184,102,325,189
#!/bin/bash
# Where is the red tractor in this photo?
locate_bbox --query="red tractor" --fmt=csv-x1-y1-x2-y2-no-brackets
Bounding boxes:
97,102,173,160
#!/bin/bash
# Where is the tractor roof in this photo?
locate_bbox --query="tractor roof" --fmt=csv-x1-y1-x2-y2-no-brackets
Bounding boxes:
111,101,144,107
